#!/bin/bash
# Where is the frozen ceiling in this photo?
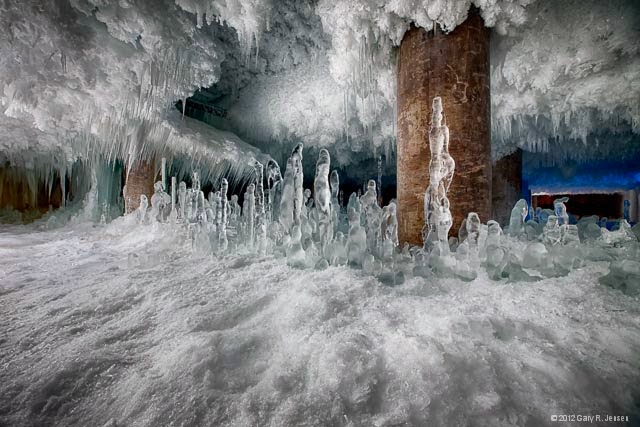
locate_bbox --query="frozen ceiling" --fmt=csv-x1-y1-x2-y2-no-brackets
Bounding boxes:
1,0,638,172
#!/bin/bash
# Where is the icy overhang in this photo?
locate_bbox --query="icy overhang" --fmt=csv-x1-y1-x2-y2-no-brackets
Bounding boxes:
1,0,638,170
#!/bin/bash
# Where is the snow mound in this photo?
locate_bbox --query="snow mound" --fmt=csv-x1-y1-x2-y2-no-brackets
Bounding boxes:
1,222,639,426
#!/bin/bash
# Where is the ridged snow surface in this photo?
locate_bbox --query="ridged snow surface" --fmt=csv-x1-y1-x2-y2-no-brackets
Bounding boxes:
1,221,639,426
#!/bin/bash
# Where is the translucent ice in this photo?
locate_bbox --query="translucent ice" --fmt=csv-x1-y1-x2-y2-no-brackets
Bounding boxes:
423,97,454,254
314,149,332,256
553,197,570,225
347,207,367,267
508,199,528,237
217,178,229,251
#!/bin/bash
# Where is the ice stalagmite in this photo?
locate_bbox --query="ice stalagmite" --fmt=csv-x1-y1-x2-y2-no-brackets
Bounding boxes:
347,207,367,266
185,189,193,221
196,191,207,224
385,202,399,247
266,159,282,223
192,171,201,193
177,181,187,220
207,191,218,226
170,177,177,221
330,170,340,235
217,178,228,250
381,202,399,260
554,197,570,225
291,143,304,227
254,162,267,252
466,213,481,252
229,195,241,228
423,97,454,254
138,195,148,224
442,120,455,194
279,157,295,232
150,181,169,222
360,180,382,255
243,183,255,248
254,161,265,219
543,215,562,247
314,149,332,256
286,225,306,268
508,199,528,237
347,192,360,214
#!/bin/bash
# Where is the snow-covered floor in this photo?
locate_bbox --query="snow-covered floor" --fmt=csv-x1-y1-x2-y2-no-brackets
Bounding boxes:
1,222,639,427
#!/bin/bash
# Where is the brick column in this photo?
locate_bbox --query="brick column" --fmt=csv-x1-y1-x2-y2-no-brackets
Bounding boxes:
397,8,491,245
492,149,523,226
124,160,155,214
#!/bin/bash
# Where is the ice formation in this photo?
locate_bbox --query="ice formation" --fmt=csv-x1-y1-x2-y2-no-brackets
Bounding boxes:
423,97,454,254
92,114,637,291
2,2,640,421
314,149,332,256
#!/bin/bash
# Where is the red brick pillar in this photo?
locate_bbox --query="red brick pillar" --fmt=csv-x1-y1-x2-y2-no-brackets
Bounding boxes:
492,149,522,226
124,160,155,214
397,9,491,245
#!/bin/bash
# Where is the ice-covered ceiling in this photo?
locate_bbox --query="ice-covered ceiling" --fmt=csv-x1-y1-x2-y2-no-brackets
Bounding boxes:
1,0,638,172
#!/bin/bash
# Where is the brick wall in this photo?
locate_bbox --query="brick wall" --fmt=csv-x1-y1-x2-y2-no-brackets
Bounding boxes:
124,160,155,214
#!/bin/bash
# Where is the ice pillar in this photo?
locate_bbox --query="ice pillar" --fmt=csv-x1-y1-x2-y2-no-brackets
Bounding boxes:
397,8,491,245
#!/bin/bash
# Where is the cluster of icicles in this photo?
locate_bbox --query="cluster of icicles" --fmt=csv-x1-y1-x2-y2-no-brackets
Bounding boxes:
129,97,640,291
131,143,402,277
128,146,639,292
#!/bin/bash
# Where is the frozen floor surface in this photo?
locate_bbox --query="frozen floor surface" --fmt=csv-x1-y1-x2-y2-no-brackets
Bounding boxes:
1,223,639,427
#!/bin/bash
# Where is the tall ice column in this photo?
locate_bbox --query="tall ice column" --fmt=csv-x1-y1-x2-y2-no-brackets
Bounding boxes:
397,8,491,245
